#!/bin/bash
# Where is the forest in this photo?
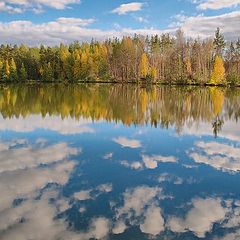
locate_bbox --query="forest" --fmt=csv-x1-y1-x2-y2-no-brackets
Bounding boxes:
0,28,239,85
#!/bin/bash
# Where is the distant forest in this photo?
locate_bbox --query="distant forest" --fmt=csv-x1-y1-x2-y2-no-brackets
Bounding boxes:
0,28,239,85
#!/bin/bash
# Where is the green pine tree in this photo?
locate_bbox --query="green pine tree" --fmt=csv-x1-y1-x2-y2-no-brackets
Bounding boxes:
19,63,28,81
213,28,225,56
41,62,53,82
9,58,18,82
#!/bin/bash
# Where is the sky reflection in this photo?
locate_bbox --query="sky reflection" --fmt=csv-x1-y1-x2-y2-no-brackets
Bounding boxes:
0,84,240,240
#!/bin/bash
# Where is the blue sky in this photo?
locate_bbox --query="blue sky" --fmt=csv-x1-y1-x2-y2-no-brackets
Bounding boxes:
0,0,239,45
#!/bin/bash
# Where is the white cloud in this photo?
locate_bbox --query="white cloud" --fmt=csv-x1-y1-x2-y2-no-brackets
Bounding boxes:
178,11,240,40
197,0,240,10
0,115,95,135
0,192,70,240
140,205,164,235
223,205,240,229
74,190,92,201
56,198,70,212
0,10,239,46
120,160,143,170
113,137,142,148
0,188,111,240
87,217,110,239
119,154,177,170
0,136,114,240
134,16,148,23
168,198,227,238
0,0,81,13
0,18,163,45
180,120,240,142
64,217,111,240
0,139,77,213
0,2,23,13
188,141,240,172
195,141,240,159
217,205,240,239
103,152,113,160
35,138,48,146
169,10,240,40
115,186,165,235
96,183,113,193
0,137,113,240
74,183,113,201
142,154,177,169
112,2,143,15
158,173,183,185
79,206,86,213
0,159,76,212
116,186,162,220
112,221,127,234
36,0,80,9
56,17,95,26
0,141,79,173
169,12,188,28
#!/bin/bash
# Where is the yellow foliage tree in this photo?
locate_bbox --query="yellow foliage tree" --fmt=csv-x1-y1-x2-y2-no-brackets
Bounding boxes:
140,53,149,78
0,59,3,71
140,90,148,113
210,55,225,85
150,67,157,81
59,44,70,62
5,60,10,77
73,51,81,80
185,57,192,77
81,52,88,67
210,87,225,116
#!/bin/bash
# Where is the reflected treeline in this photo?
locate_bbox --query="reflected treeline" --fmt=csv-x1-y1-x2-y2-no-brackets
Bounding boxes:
0,83,239,133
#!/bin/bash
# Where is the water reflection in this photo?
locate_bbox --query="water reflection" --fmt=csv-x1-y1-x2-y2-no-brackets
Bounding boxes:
168,197,227,238
0,83,240,240
0,84,239,135
0,139,78,240
188,141,240,172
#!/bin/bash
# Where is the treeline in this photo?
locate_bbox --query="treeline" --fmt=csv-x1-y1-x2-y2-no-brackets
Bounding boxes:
0,28,240,85
0,84,240,135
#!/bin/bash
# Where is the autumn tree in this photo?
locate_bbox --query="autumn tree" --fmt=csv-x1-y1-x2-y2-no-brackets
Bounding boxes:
210,87,225,116
41,62,53,82
139,53,149,78
0,29,239,85
2,60,10,81
210,88,225,137
150,67,157,81
210,55,225,85
0,59,3,81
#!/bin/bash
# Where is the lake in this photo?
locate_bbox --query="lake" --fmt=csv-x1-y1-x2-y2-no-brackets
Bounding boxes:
0,83,240,240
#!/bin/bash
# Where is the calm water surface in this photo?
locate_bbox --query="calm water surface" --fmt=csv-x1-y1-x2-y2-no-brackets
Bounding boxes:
0,84,240,240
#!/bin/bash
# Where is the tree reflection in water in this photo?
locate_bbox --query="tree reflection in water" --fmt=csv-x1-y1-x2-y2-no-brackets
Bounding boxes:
0,84,239,137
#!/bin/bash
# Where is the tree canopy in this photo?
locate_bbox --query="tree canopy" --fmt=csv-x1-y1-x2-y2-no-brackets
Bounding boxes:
0,29,239,85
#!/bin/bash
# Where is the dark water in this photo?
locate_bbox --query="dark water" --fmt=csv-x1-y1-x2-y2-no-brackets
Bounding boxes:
0,83,240,240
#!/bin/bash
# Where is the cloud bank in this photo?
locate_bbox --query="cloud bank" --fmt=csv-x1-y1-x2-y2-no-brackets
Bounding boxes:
0,10,239,45
0,0,81,13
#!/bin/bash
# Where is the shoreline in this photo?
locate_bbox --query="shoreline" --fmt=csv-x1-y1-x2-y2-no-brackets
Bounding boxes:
0,80,240,88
